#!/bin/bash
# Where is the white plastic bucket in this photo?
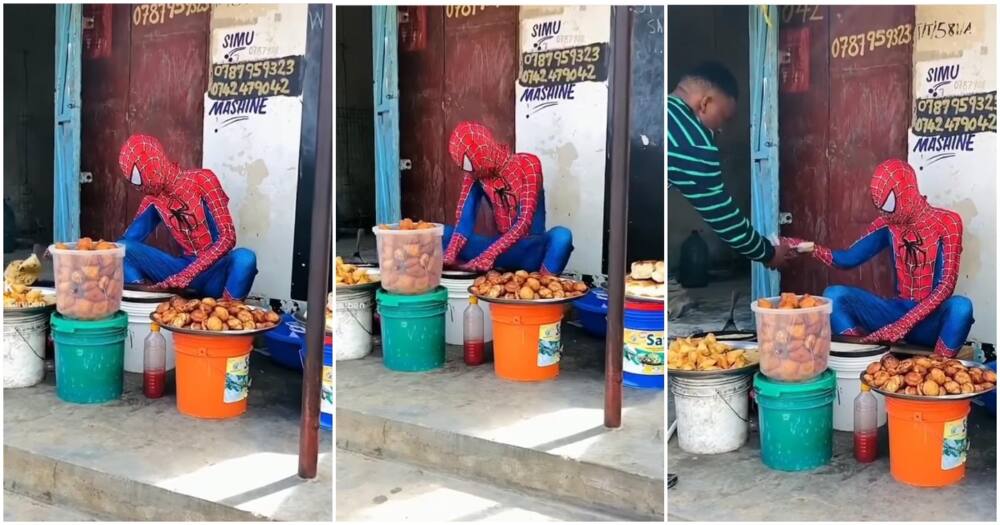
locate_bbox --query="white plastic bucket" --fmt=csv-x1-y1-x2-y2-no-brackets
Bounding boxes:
121,299,175,373
3,309,49,388
828,346,890,432
670,374,751,454
335,287,374,361
441,277,493,346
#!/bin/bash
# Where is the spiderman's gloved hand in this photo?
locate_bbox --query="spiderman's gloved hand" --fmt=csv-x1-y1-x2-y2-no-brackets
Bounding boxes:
443,233,467,267
782,236,833,266
861,321,909,345
462,255,495,273
155,273,193,291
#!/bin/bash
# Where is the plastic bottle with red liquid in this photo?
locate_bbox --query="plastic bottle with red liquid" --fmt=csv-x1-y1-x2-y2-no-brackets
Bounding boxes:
144,323,167,399
854,382,878,463
464,295,485,366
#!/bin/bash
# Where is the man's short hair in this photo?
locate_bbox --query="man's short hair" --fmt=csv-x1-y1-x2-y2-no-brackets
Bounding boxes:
682,61,739,101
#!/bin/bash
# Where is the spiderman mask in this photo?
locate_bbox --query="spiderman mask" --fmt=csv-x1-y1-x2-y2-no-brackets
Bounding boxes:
448,122,511,178
869,159,929,225
118,134,180,196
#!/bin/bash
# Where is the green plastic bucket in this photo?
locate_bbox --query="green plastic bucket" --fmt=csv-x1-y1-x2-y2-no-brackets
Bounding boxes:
50,311,129,404
754,369,836,471
377,286,447,372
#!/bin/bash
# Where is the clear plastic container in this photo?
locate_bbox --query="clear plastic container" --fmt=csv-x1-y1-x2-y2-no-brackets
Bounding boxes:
49,241,126,320
854,383,878,462
751,295,832,382
372,223,444,295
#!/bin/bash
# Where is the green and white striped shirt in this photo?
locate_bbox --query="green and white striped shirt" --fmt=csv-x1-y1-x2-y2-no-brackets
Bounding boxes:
667,95,773,263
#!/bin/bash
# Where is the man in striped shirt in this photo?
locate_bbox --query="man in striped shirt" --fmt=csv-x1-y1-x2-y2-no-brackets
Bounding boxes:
668,62,795,269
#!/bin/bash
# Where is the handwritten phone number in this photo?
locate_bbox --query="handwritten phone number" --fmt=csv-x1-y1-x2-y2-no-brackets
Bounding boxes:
212,57,299,82
133,4,210,26
831,24,912,59
209,78,292,99
915,93,996,116
520,65,602,87
912,114,996,136
521,44,604,69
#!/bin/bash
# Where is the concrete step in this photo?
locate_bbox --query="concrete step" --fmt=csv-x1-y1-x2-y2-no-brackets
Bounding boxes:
4,490,100,521
336,337,664,521
337,450,626,522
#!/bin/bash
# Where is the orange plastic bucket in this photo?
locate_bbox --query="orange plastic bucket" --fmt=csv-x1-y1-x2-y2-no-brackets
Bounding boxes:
886,396,971,487
489,303,564,381
173,333,255,419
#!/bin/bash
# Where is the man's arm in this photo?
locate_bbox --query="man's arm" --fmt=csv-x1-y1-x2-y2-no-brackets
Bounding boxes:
792,217,891,268
119,197,160,242
667,146,774,263
158,171,236,288
443,175,481,265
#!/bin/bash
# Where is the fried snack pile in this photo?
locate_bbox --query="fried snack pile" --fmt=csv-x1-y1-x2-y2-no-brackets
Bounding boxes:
471,270,587,301
336,256,377,287
152,297,280,331
757,293,831,381
626,260,665,299
376,219,442,295
4,253,42,287
864,354,997,397
53,238,124,320
668,333,755,371
3,283,51,308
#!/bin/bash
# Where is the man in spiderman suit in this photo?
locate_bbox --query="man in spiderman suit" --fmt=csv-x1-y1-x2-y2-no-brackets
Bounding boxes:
116,134,258,299
442,121,573,274
788,159,973,356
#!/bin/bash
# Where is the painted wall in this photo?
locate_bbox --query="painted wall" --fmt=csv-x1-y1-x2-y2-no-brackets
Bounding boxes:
909,5,996,343
3,5,55,245
202,4,308,300
665,6,751,272
516,5,610,276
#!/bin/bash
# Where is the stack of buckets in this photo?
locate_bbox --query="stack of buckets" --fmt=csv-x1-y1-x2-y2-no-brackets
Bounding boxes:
48,243,130,404
750,297,837,471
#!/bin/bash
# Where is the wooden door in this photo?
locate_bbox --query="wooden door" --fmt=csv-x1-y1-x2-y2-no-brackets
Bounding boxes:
779,5,914,296
398,6,517,234
80,4,209,251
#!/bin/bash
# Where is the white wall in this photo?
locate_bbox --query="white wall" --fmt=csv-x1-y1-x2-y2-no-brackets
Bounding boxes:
516,6,610,276
202,4,308,300
909,5,996,343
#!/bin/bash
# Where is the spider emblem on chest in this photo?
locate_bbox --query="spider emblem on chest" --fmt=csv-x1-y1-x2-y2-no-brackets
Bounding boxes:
898,229,929,271
165,197,198,234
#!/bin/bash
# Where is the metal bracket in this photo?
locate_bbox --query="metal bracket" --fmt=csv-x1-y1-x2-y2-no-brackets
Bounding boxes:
779,212,793,225
80,171,93,184
399,158,412,171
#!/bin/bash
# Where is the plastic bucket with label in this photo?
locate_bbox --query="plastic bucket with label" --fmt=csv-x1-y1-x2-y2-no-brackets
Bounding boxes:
173,332,254,419
886,397,971,487
623,300,664,389
489,303,564,382
299,335,334,430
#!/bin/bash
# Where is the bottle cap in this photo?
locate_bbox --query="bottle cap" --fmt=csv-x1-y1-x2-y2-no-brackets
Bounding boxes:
151,323,160,332
469,295,479,305
861,382,870,392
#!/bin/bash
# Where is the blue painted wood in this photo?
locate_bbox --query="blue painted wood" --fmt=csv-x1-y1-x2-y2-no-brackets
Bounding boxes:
372,6,401,224
749,6,780,301
54,4,82,242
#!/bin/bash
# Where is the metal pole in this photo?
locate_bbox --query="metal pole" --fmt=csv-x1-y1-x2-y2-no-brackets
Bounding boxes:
299,3,333,479
604,6,633,429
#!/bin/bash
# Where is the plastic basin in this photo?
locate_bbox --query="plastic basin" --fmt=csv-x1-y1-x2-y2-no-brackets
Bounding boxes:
751,295,832,382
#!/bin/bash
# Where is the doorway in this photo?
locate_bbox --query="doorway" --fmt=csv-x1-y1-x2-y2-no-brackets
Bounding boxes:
4,4,56,260
667,5,753,333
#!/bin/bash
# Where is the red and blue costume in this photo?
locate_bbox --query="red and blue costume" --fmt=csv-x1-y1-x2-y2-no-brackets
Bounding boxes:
443,122,573,274
116,134,257,299
789,159,972,356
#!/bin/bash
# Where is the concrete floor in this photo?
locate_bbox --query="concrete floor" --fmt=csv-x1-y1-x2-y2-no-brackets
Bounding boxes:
668,276,752,337
4,490,98,522
337,323,665,519
337,450,623,522
668,408,997,521
4,351,332,521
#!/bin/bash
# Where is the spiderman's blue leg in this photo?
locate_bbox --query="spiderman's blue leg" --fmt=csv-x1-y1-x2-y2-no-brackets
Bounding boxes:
442,226,573,273
822,285,909,336
189,248,258,300
906,296,974,356
120,239,189,284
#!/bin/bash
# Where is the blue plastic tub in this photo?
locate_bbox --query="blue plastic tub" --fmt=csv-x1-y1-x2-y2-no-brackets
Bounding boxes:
573,288,608,337
978,360,996,416
298,337,333,431
264,314,307,371
623,301,664,390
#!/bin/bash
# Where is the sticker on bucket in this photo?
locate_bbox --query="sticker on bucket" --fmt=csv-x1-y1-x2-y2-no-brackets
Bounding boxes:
321,365,333,412
624,328,664,375
224,355,251,403
942,417,969,470
538,322,562,367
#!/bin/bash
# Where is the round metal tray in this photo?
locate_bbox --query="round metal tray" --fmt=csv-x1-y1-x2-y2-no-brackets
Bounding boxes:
335,280,380,293
667,340,761,379
467,285,588,306
859,359,997,401
149,307,280,337
442,269,479,279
